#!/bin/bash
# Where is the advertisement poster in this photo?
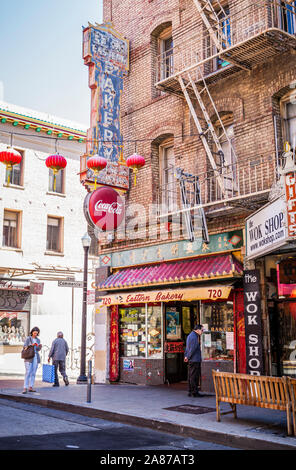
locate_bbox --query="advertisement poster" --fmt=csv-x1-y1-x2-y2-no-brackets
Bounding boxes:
166,309,181,340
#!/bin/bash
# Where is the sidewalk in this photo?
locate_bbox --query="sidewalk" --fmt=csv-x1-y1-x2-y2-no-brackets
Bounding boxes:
0,377,296,450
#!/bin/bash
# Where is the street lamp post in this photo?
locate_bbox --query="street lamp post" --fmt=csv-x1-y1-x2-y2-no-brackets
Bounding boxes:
77,232,91,384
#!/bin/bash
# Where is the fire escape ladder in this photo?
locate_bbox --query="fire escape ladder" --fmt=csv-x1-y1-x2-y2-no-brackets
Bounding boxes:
192,0,227,51
178,71,227,197
176,169,209,243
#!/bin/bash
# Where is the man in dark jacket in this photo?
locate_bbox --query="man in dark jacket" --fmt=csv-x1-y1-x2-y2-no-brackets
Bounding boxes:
184,324,203,397
48,331,69,387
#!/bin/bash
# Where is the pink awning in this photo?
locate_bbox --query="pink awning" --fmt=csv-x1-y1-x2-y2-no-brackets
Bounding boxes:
99,253,243,290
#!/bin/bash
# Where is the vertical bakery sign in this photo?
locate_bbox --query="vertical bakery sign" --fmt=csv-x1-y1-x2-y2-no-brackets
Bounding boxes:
82,22,129,189
243,270,264,375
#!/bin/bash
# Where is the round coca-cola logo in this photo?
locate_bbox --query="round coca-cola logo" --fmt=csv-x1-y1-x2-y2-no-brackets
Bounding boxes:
84,187,125,231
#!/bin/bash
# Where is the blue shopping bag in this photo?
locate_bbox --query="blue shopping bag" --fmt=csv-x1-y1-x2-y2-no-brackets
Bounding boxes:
42,363,55,383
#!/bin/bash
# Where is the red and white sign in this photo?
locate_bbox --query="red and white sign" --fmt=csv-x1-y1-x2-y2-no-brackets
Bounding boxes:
285,172,296,237
84,186,125,231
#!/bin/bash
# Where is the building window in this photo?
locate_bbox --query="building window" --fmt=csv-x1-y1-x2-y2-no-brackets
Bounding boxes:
46,216,63,252
48,168,65,194
160,142,176,212
159,28,174,80
5,149,24,186
2,210,21,248
282,100,296,150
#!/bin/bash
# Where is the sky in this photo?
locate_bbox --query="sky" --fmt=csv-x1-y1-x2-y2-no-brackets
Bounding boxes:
0,0,103,127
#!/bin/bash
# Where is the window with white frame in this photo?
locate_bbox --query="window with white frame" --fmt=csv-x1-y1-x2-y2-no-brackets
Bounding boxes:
160,142,176,212
46,216,63,252
3,210,21,248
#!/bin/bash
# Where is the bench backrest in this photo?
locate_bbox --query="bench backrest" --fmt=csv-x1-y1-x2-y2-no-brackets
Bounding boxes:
212,370,289,407
288,377,296,404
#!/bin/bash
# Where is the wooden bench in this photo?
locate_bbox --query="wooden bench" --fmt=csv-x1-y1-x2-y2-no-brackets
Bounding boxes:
212,370,295,436
288,377,296,436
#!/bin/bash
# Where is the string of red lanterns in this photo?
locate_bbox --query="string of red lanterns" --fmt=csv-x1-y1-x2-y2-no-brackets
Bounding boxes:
0,145,145,191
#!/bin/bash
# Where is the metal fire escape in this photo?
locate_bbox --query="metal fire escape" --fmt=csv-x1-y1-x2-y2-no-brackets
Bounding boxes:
156,0,296,215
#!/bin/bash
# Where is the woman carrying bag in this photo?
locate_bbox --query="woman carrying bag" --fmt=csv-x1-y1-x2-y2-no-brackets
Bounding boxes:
22,327,42,394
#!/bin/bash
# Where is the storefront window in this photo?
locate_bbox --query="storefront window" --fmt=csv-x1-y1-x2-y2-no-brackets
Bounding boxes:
148,305,162,358
201,302,234,360
119,306,146,358
0,312,28,346
119,304,163,359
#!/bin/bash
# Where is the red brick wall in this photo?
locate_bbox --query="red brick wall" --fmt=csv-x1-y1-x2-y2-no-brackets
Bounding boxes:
99,0,296,255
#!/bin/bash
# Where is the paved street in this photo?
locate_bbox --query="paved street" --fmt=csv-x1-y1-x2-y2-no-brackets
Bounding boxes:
0,398,237,451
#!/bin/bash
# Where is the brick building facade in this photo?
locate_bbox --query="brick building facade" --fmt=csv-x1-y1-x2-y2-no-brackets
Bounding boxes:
84,1,296,390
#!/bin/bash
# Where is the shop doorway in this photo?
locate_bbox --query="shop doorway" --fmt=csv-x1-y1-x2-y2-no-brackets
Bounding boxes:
164,303,198,384
269,299,296,378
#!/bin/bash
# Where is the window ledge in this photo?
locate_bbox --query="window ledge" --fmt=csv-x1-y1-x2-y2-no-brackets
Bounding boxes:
3,183,24,190
46,191,66,198
0,246,23,253
44,250,64,257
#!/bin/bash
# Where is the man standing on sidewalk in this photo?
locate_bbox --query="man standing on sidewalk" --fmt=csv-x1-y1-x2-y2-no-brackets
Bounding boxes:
184,324,203,397
48,331,69,387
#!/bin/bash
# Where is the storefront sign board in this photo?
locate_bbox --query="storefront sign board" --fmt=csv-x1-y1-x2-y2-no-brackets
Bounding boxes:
243,270,264,375
99,229,244,267
245,198,287,259
285,172,296,237
97,285,232,307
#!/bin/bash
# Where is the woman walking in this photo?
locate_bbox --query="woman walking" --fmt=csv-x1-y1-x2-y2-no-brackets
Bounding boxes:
22,327,42,394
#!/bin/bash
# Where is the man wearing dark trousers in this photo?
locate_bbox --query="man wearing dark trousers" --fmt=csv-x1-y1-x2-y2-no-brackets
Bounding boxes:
48,331,69,387
184,324,203,397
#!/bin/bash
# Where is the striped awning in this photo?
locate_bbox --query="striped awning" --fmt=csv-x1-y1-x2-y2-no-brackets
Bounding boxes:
99,253,243,290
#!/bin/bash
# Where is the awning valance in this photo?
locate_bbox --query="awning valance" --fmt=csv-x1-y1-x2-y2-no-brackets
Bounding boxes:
98,285,232,306
99,253,243,290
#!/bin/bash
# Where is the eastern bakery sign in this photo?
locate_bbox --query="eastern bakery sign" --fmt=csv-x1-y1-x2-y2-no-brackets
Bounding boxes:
84,186,125,231
97,286,232,307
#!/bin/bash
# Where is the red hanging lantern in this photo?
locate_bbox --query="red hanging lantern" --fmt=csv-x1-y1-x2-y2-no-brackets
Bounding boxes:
126,153,145,185
87,155,107,190
45,154,67,191
0,148,22,185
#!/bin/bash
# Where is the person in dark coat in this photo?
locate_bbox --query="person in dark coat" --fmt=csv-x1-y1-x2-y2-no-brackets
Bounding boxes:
48,331,69,386
184,324,204,397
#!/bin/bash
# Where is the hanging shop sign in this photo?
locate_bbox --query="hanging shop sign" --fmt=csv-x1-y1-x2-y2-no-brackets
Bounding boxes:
82,23,129,189
97,285,232,307
243,270,264,376
285,172,296,238
84,186,125,231
164,342,184,353
245,197,287,259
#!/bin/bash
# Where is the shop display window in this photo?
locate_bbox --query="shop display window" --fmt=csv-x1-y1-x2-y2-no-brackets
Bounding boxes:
148,306,162,358
119,306,146,358
119,305,163,359
201,302,234,360
0,312,28,346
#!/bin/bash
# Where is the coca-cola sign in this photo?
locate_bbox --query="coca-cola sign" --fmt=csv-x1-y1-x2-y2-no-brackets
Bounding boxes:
84,187,125,231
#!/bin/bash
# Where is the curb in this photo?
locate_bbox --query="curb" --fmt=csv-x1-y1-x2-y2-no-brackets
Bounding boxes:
1,392,296,450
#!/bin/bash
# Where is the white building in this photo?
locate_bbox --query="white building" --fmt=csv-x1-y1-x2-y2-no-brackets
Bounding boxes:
0,101,97,378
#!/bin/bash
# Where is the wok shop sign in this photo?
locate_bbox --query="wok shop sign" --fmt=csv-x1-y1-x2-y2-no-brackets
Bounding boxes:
243,270,264,376
245,197,286,260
